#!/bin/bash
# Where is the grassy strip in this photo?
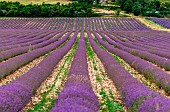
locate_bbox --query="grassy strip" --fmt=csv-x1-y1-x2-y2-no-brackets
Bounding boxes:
100,89,123,112
27,35,79,112
85,37,124,112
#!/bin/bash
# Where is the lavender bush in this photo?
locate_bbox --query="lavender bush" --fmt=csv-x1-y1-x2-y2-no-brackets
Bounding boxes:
51,31,99,112
87,31,170,111
0,31,78,111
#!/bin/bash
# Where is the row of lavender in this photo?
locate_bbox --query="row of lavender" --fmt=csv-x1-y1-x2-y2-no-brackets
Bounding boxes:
1,30,169,111
0,30,64,52
0,30,57,45
0,17,170,111
88,31,170,111
51,32,99,111
98,31,170,70
93,30,170,93
0,18,149,31
0,28,101,111
111,31,170,59
0,30,73,79
0,30,78,111
112,31,170,49
146,18,170,28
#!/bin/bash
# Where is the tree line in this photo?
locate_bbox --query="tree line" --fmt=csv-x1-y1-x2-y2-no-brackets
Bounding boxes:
115,0,170,17
0,1,98,17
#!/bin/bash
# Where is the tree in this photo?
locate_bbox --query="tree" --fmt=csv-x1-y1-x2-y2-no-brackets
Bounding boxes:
160,1,170,11
150,0,161,10
116,8,121,16
123,0,133,13
132,2,142,16
115,0,126,8
0,10,4,16
77,0,93,4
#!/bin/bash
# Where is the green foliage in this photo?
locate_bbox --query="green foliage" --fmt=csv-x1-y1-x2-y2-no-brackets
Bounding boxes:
116,8,121,16
0,1,98,17
132,2,142,16
96,75,102,82
93,4,120,10
77,0,93,4
115,0,126,9
93,38,106,50
0,10,3,16
115,0,170,17
102,38,106,42
85,37,94,58
123,0,133,13
151,0,161,10
100,89,124,112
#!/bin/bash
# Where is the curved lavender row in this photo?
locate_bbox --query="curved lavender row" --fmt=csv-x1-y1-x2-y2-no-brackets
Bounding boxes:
0,32,51,50
104,31,170,59
0,30,36,43
93,31,170,95
0,29,36,37
0,31,50,48
0,30,22,38
0,30,57,54
0,31,78,112
0,30,50,46
122,31,170,44
97,31,170,71
0,29,42,41
0,29,34,37
113,31,170,51
146,18,170,28
109,31,170,51
51,32,99,112
0,31,72,79
0,31,67,62
87,31,170,112
115,31,170,50
0,31,62,52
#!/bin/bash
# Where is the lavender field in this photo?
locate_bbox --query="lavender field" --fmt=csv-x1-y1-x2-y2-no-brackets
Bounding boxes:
0,18,170,112
146,18,170,29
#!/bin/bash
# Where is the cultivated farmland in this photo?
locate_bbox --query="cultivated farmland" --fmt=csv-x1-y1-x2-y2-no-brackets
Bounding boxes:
146,18,170,29
0,18,170,112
